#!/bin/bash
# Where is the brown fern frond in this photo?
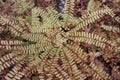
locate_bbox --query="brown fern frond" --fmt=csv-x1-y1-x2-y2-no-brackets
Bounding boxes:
0,15,31,36
68,32,117,51
0,52,25,73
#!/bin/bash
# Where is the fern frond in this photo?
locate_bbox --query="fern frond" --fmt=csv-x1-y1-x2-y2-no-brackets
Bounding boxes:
13,0,34,15
114,16,120,23
101,25,120,33
0,40,32,50
32,7,47,27
32,7,61,33
0,40,23,45
36,52,71,80
63,44,111,80
44,58,72,79
0,52,25,73
68,32,117,50
5,61,26,80
69,7,114,33
61,52,87,79
21,33,47,42
62,47,87,79
65,0,75,15
89,62,111,80
0,15,18,26
0,15,28,36
104,6,120,23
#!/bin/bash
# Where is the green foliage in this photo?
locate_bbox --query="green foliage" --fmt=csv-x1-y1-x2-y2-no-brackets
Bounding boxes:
26,16,32,24
32,76,39,80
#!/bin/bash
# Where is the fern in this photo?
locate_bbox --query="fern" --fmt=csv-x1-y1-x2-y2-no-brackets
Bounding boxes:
0,0,120,80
